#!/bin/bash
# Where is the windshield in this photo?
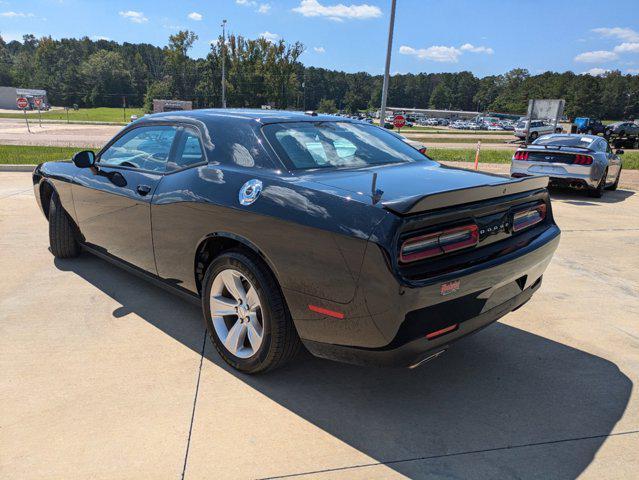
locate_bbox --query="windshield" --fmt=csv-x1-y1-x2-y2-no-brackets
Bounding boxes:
532,135,597,149
263,121,433,170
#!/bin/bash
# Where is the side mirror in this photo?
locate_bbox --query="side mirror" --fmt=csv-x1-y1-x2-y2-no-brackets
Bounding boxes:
72,150,95,168
615,149,624,155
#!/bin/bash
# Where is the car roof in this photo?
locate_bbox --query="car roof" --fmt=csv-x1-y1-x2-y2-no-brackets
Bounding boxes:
138,108,354,126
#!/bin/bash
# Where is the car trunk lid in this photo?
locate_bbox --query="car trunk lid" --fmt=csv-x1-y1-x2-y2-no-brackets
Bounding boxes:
300,162,549,215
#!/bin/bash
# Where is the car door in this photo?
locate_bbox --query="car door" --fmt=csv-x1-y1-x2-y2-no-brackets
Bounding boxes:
72,124,178,273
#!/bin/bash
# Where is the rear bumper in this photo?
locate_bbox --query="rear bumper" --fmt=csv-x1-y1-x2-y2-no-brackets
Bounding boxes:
297,225,560,367
510,162,599,188
303,276,542,368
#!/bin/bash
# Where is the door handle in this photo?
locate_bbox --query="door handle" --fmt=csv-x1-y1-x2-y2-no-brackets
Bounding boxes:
137,184,152,196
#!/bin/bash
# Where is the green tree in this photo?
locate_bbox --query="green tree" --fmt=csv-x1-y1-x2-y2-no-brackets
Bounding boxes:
429,83,452,109
317,98,337,113
79,50,133,107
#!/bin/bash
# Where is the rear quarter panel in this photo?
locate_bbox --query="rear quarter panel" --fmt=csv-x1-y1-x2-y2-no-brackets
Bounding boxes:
151,164,388,304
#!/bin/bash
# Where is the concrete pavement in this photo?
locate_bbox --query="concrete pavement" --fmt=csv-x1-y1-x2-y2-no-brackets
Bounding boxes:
1,172,638,479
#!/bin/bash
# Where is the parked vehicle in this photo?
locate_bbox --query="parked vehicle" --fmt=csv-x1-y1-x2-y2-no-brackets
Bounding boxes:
605,121,639,138
510,134,622,198
33,109,560,373
573,117,606,136
514,120,562,140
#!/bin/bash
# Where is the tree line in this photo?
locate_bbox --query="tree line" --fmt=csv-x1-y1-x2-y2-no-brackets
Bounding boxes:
1,32,638,119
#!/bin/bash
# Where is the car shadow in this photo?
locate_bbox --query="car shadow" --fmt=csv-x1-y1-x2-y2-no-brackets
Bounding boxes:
549,187,635,205
55,254,632,479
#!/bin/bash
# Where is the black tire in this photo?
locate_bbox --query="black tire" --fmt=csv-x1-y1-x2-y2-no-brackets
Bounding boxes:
588,169,607,198
201,249,301,374
49,194,80,258
608,167,621,191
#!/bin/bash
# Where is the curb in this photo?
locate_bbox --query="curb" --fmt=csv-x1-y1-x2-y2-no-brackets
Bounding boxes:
0,164,36,172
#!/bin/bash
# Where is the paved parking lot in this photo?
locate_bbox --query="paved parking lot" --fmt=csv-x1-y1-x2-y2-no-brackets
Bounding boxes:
1,172,638,479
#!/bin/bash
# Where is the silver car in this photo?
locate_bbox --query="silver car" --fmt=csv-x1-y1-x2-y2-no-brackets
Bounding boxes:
510,134,623,197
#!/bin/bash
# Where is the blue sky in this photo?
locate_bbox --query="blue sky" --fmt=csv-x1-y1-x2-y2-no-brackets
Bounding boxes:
1,0,639,77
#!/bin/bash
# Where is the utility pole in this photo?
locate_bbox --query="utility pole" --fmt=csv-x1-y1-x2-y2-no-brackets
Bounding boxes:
379,0,397,127
221,19,227,108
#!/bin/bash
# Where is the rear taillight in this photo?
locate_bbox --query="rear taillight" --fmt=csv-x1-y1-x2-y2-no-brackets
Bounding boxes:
513,150,529,160
513,204,547,232
400,224,479,263
573,154,593,165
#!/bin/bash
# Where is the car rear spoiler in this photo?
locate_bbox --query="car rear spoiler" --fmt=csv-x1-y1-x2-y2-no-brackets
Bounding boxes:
382,175,549,215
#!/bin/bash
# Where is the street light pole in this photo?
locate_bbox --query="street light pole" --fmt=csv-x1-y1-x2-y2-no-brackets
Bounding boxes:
221,19,227,108
379,0,397,127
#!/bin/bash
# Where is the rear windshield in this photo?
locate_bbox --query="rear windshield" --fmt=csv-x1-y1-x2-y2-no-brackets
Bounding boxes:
533,135,596,149
262,121,432,170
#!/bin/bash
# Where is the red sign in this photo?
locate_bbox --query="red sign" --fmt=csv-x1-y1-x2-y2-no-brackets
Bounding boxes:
393,114,406,129
17,97,29,109
34,97,43,108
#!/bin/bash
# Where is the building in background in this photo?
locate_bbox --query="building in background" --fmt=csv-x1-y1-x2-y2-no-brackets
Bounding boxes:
0,87,49,110
152,99,193,113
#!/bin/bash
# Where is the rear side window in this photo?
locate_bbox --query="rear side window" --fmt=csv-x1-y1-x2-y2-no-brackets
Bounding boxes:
167,128,205,171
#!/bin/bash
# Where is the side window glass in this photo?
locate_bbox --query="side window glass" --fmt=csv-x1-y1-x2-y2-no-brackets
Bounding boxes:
168,129,206,171
100,126,177,172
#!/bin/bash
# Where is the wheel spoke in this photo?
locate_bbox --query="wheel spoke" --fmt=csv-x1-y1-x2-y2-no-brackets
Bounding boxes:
220,270,247,304
246,286,260,311
224,319,247,355
246,313,263,350
210,295,237,317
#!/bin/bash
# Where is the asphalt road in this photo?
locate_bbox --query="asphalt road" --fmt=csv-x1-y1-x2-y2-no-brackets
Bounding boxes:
1,172,638,479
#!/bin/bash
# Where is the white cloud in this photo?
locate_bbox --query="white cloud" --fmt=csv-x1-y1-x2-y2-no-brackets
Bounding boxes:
399,45,461,63
91,35,111,41
574,50,618,63
1,11,35,18
614,42,639,54
119,11,148,24
592,27,639,43
313,46,325,53
259,31,280,42
459,43,494,54
187,12,203,21
292,0,381,22
583,67,610,76
627,68,639,74
237,0,270,14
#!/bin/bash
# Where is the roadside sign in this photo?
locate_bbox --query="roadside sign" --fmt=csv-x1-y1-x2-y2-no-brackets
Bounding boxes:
393,114,406,129
34,97,43,108
17,97,31,133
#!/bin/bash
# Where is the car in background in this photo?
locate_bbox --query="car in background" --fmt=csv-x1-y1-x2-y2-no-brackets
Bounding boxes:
573,117,606,136
33,109,560,373
500,121,515,131
510,134,622,197
488,124,504,131
605,121,639,138
514,120,563,140
386,129,428,154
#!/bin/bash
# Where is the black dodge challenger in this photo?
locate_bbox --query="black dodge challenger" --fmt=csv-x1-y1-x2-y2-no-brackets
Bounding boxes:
33,110,560,373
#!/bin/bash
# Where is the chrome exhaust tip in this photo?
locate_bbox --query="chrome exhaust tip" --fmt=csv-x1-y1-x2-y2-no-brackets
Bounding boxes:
408,349,446,369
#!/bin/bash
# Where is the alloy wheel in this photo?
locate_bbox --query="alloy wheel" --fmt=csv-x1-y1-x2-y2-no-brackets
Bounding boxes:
210,268,263,358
